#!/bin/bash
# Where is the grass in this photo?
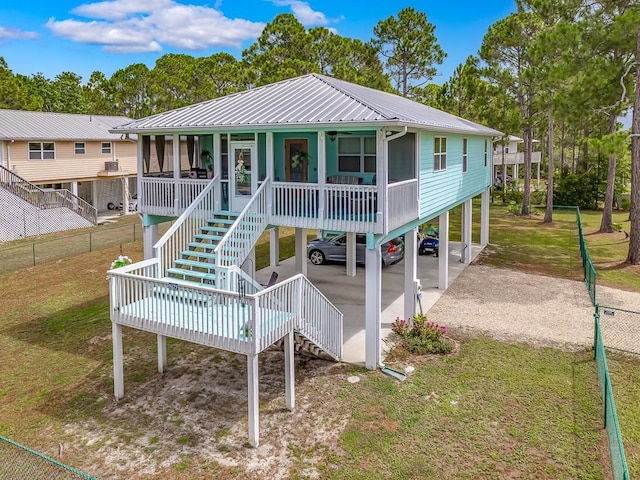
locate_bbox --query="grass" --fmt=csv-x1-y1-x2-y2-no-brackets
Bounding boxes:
0,206,639,477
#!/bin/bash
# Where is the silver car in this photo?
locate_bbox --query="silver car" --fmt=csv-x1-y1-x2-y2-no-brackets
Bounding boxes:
307,234,404,266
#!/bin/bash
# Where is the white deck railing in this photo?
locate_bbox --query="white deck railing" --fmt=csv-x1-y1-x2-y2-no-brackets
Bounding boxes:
140,177,211,216
492,151,542,165
324,184,379,233
154,176,219,277
139,177,420,235
108,268,342,359
387,179,418,231
214,178,270,274
270,182,319,229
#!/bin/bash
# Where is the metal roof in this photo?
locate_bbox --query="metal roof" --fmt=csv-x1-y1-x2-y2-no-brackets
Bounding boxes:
0,110,135,141
112,74,502,136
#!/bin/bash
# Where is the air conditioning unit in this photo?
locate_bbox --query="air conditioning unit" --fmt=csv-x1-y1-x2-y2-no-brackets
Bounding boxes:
104,161,119,172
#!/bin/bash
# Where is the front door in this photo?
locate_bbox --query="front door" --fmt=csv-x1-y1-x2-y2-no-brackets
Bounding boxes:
229,142,256,212
285,139,308,182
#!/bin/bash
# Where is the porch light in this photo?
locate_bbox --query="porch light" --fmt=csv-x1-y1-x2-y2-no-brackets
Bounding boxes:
327,131,338,142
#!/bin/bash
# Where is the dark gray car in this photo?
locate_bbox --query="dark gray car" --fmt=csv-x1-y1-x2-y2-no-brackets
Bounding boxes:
307,234,404,266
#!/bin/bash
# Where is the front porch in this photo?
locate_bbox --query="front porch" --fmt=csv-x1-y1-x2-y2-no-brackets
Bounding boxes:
138,176,419,234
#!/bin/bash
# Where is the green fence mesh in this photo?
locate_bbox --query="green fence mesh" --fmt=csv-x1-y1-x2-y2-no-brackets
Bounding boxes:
575,207,596,305
598,305,640,356
594,310,631,480
0,435,96,479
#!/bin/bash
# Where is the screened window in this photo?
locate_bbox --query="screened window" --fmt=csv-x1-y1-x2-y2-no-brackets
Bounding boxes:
74,142,86,155
28,142,55,160
433,137,447,171
462,138,468,173
101,142,112,154
338,136,376,173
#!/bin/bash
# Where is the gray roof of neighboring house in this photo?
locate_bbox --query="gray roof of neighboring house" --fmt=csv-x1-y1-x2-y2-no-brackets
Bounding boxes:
0,110,135,141
112,74,502,136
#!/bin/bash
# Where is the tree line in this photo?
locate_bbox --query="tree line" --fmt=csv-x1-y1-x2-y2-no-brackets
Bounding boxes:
1,2,638,263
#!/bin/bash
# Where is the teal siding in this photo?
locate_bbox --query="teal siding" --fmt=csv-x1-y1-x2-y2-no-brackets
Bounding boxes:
419,131,492,220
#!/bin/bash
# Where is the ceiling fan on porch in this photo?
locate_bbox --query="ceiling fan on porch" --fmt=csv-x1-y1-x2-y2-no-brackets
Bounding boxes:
326,131,352,142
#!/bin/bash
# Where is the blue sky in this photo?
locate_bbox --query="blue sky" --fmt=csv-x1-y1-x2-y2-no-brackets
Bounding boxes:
0,0,516,85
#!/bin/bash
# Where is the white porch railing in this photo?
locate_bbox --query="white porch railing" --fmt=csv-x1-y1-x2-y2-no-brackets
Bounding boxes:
108,267,342,359
492,151,542,165
154,176,219,277
324,184,379,233
140,177,211,216
387,179,418,231
214,178,270,282
270,182,319,229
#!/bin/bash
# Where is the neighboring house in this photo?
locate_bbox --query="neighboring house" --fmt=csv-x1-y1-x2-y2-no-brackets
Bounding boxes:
107,73,501,447
493,135,542,188
0,110,138,212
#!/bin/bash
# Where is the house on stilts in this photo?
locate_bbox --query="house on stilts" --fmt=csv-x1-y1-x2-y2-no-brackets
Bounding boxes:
107,73,501,447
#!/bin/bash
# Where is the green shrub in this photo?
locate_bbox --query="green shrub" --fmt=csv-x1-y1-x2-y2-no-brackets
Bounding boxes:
506,203,521,215
390,313,453,355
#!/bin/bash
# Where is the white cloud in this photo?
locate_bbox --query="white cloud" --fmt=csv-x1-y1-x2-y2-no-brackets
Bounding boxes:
0,26,38,40
72,0,174,21
269,0,342,26
47,0,265,54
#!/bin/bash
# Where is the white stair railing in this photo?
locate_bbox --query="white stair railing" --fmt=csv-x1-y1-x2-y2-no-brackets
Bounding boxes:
154,176,220,277
0,165,97,224
255,274,343,360
214,178,270,287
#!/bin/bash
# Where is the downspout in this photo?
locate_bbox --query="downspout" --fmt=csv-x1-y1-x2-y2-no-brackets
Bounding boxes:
381,126,408,236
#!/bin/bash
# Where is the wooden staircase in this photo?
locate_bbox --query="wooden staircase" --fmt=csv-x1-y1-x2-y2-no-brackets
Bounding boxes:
165,211,246,286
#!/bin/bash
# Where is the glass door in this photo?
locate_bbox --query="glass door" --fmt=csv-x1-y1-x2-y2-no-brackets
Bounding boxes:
229,142,256,212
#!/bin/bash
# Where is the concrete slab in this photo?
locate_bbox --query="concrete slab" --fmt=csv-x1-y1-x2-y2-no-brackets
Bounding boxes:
255,241,484,366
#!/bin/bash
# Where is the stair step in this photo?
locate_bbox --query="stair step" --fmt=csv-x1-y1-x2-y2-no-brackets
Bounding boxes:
180,250,235,261
187,242,245,252
207,218,236,225
167,267,216,282
174,258,216,271
194,233,224,242
200,225,231,234
212,210,239,218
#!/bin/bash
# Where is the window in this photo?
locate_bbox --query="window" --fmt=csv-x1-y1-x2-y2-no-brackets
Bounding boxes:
484,139,488,167
338,136,376,173
28,142,55,160
462,138,468,173
74,142,86,155
101,142,112,154
433,137,447,171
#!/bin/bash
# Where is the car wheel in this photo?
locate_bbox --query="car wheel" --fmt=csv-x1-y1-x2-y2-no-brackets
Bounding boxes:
418,248,425,255
435,249,439,257
107,202,116,210
309,249,326,265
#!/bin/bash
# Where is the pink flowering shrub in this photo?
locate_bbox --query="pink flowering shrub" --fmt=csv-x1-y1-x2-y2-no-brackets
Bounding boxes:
390,313,452,355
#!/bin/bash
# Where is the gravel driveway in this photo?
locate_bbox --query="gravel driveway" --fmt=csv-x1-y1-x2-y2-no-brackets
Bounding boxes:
427,264,640,351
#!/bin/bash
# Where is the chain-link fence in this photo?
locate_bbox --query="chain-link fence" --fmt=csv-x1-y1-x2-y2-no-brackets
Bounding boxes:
0,435,96,480
594,311,631,480
598,305,640,356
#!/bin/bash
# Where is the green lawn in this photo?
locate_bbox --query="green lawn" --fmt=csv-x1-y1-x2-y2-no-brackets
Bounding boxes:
1,206,639,478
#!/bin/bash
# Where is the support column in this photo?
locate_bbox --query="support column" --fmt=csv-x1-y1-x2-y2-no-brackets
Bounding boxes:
284,331,295,411
294,227,307,276
462,199,472,264
365,246,382,370
247,354,259,448
346,232,356,277
481,189,490,246
112,323,124,400
404,227,418,320
317,131,326,228
71,181,78,197
270,226,280,267
172,134,181,211
143,224,158,260
157,334,167,373
438,211,449,290
537,161,541,190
